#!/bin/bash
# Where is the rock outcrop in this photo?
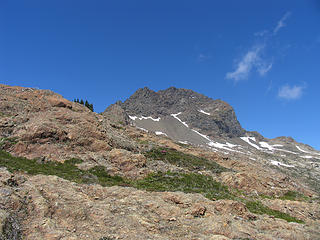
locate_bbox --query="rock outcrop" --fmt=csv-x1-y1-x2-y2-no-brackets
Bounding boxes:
0,168,319,240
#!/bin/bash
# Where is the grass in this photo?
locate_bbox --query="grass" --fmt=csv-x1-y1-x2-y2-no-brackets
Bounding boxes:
137,139,153,145
88,166,130,187
144,147,228,173
0,150,304,224
134,171,234,200
279,190,309,201
0,150,127,186
259,191,309,202
245,201,304,223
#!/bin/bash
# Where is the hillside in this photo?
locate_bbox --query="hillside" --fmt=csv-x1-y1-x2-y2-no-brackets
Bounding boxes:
108,87,320,195
0,84,319,240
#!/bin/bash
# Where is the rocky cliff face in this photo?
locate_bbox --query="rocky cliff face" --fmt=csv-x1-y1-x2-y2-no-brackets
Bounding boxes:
120,87,245,138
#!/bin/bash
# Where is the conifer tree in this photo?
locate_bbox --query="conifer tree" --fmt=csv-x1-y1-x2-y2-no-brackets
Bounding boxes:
89,104,94,112
80,99,84,105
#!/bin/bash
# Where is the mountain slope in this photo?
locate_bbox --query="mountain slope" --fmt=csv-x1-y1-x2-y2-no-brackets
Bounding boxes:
1,84,319,239
107,86,320,194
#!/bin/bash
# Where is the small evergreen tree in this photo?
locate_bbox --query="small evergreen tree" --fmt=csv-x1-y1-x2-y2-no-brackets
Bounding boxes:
89,103,94,112
73,98,94,112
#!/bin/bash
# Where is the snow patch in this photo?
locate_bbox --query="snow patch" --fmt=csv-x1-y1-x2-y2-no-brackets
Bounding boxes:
129,115,160,121
275,148,298,155
198,109,210,115
259,142,275,151
191,129,211,141
129,115,137,120
136,127,148,132
140,116,161,121
208,141,245,154
272,144,283,147
301,156,313,159
155,131,167,136
178,141,189,145
270,160,294,168
191,130,244,153
171,112,189,127
240,138,301,155
240,137,262,150
296,145,320,156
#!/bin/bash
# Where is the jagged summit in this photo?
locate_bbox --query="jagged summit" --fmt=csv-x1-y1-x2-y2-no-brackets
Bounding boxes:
120,86,245,138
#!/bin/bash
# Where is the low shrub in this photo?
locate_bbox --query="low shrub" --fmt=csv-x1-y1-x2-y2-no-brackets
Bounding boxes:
144,147,228,173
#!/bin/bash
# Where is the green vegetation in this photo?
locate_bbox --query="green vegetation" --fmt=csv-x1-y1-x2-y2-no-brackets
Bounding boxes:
279,190,309,201
245,201,304,223
88,166,129,187
74,98,94,112
259,190,309,202
0,150,303,224
0,150,126,186
134,171,234,200
144,147,228,173
137,139,153,145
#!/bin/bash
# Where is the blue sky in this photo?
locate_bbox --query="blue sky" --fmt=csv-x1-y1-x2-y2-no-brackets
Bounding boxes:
1,1,320,149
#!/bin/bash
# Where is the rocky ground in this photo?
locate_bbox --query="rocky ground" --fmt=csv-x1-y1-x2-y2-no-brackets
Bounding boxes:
0,84,319,239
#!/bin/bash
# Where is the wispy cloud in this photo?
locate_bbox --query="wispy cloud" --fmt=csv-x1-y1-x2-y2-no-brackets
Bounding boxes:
226,12,291,82
226,45,272,82
273,12,291,35
197,53,211,62
254,30,268,37
278,84,306,100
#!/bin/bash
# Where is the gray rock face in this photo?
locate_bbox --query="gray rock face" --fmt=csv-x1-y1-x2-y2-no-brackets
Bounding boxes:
121,87,245,138
102,101,130,125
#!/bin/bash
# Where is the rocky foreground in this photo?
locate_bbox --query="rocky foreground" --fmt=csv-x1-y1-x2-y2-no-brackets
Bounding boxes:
0,84,319,239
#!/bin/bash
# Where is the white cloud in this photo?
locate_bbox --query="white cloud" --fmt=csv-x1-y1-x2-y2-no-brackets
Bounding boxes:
226,12,292,82
225,45,272,82
197,53,211,62
273,12,291,35
257,62,273,76
278,84,305,100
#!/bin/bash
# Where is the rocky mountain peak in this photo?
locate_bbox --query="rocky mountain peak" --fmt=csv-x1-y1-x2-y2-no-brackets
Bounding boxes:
120,87,245,138
130,87,157,99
